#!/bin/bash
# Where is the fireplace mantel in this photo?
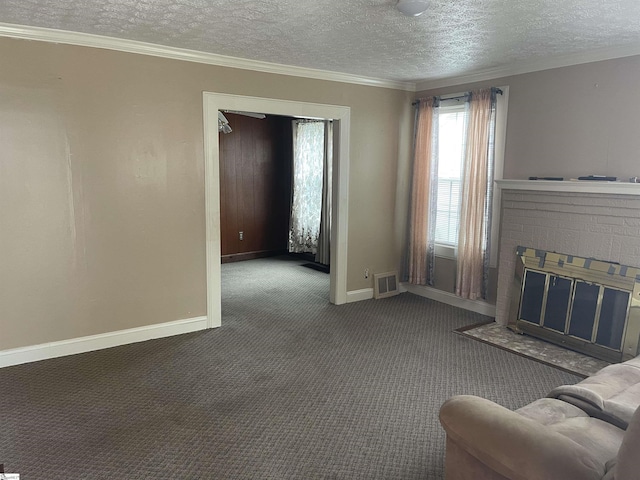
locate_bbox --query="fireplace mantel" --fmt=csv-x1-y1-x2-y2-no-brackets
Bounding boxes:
496,179,640,196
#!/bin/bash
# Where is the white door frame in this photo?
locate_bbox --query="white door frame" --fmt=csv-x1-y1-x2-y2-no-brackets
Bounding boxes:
203,92,350,328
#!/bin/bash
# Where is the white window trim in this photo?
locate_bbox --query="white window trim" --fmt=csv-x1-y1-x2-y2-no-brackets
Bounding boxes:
433,86,509,270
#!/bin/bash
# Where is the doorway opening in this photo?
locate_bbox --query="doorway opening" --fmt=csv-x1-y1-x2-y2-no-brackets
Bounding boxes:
218,111,295,265
203,93,350,329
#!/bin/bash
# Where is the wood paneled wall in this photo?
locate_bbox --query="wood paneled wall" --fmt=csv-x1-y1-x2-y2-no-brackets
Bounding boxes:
219,113,292,261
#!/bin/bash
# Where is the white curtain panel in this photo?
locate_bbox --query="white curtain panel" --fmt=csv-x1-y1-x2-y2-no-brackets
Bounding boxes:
289,120,325,254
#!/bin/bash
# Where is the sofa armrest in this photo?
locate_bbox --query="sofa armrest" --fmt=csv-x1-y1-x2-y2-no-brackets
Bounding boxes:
439,395,604,480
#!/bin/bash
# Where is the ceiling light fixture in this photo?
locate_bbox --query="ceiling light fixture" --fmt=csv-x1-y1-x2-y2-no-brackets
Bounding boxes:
396,0,429,16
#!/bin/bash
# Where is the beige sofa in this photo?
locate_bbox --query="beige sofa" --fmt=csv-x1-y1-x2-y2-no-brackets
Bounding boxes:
439,358,640,480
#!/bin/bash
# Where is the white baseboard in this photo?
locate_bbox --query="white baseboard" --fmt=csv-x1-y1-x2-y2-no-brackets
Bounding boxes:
346,288,374,303
402,283,496,317
0,316,209,369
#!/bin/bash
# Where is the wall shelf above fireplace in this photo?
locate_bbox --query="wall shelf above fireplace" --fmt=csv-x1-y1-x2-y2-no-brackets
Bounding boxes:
496,179,640,196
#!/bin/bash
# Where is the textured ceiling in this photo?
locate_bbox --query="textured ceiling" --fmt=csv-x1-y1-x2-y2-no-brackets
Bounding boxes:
1,0,640,84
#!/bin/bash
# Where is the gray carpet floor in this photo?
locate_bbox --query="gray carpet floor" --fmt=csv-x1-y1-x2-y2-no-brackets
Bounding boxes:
0,256,580,479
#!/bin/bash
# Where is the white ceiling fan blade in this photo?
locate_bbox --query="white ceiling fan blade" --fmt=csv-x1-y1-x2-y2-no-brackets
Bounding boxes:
224,110,266,119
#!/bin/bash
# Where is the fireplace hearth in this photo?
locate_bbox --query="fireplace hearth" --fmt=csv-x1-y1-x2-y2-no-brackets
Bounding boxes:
510,246,640,362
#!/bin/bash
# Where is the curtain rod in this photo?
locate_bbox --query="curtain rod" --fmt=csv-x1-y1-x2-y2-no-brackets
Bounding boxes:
411,88,503,106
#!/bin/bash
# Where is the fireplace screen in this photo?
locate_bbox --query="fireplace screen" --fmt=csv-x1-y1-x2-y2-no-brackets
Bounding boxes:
511,247,640,362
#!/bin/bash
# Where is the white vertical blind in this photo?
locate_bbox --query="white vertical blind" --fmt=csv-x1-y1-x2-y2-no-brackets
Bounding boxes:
434,108,466,245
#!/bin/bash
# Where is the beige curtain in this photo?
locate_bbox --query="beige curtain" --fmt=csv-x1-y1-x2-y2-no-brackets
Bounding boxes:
456,89,494,299
407,97,437,285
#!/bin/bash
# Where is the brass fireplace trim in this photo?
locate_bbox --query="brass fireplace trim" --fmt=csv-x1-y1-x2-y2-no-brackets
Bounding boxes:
509,247,640,362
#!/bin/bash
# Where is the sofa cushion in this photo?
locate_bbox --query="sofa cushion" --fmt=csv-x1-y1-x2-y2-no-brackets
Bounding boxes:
516,397,588,425
604,406,640,480
516,398,624,468
549,416,624,467
548,361,640,429
618,356,640,369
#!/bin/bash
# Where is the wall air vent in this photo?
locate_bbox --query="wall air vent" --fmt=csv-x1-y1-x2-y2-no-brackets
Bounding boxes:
374,271,400,299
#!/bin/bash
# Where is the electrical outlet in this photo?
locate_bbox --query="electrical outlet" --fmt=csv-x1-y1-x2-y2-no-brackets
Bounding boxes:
364,268,369,279
239,231,244,241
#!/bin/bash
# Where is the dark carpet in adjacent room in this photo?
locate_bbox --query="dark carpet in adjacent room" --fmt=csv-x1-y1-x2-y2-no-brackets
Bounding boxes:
0,256,580,479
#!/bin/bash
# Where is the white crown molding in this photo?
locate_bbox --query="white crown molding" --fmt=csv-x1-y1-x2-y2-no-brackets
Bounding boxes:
416,43,640,92
0,22,416,92
6,23,639,100
0,315,209,368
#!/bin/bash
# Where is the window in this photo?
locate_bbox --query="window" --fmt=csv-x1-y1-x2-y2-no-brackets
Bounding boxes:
435,105,466,247
405,87,508,294
433,90,507,265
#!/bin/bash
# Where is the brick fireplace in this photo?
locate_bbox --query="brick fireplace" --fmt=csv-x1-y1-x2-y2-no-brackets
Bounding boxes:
495,180,640,361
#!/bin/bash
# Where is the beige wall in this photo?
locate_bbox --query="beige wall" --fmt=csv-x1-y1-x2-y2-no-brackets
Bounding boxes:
417,55,640,180
0,37,412,350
